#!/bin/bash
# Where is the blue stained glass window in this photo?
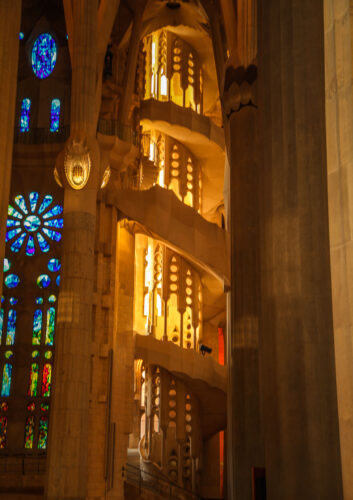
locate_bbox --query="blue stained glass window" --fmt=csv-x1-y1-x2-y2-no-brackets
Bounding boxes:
4,274,20,289
29,192,39,212
1,364,12,396
8,205,23,219
48,259,61,272
36,298,43,305
24,215,41,232
32,309,42,345
9,298,18,306
14,195,28,214
6,220,21,229
44,218,63,229
3,259,11,273
6,310,16,345
50,99,60,132
6,228,21,242
38,195,53,215
11,233,26,253
45,308,55,345
42,205,63,219
19,32,24,40
26,235,35,256
37,275,51,288
37,233,50,253
56,275,60,286
42,228,61,242
0,309,3,344
20,99,31,132
32,34,57,79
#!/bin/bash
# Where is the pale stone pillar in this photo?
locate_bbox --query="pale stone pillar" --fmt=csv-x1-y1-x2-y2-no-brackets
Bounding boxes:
325,1,353,499
107,222,135,499
0,1,21,295
258,1,343,498
46,2,100,499
223,73,264,500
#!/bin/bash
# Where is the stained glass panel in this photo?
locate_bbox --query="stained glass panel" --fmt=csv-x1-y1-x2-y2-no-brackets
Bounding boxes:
6,309,16,345
3,259,11,272
44,218,63,229
27,402,35,412
1,364,12,396
37,274,51,288
26,235,35,256
9,298,18,305
14,194,28,214
31,34,57,79
42,227,61,242
48,295,56,303
4,274,19,288
38,416,48,449
29,192,39,212
41,403,49,411
32,309,42,345
48,259,61,272
4,351,13,359
36,298,43,305
24,416,34,449
6,219,21,228
8,205,23,219
38,195,53,215
0,309,3,345
45,308,55,345
0,417,7,449
6,228,22,242
1,402,8,412
42,205,63,219
44,351,52,359
41,364,51,397
56,275,60,286
28,363,38,397
24,215,41,232
11,233,26,252
20,99,31,132
50,99,60,132
37,233,50,253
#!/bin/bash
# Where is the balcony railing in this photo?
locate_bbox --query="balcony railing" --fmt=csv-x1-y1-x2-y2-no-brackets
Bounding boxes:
123,462,201,500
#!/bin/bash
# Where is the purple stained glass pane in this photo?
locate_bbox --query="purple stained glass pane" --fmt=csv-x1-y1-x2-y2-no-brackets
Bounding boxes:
26,235,35,256
50,99,60,132
31,34,57,79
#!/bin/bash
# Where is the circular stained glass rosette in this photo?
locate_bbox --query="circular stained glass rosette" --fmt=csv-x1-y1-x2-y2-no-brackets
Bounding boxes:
48,294,56,303
6,192,63,256
48,258,61,272
31,33,57,79
36,297,43,305
37,274,51,288
4,274,19,288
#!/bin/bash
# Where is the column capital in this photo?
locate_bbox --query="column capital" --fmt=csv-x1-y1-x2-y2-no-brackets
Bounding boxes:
222,64,257,118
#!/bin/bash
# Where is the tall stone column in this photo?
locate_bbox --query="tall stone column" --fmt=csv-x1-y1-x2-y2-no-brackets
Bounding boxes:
0,1,21,295
325,1,353,498
258,1,343,498
46,2,100,499
223,67,264,500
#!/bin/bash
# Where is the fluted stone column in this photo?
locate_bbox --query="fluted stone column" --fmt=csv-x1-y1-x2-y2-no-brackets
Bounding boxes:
0,1,21,296
258,1,343,498
223,68,264,500
325,1,353,498
46,2,100,499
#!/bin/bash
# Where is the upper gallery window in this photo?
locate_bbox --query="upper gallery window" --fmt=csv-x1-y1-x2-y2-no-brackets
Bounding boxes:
50,99,61,132
31,33,57,79
20,98,31,132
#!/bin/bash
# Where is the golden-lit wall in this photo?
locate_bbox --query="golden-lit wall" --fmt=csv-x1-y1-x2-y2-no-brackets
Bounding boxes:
134,234,202,350
143,29,203,114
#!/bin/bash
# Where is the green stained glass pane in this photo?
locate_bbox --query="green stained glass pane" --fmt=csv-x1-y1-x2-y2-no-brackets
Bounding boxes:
32,350,39,358
44,351,52,359
24,416,34,449
45,307,55,345
1,364,12,396
8,204,23,219
41,363,51,397
38,416,48,449
4,351,13,359
0,417,7,449
6,309,16,345
40,403,49,411
32,309,42,345
28,363,38,397
0,309,3,345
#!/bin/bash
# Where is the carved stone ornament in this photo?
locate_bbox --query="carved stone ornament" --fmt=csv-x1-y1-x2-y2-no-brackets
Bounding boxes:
64,137,91,190
100,165,111,189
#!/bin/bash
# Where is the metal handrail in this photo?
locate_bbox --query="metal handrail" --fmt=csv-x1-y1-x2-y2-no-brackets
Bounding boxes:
97,119,138,146
122,462,201,500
